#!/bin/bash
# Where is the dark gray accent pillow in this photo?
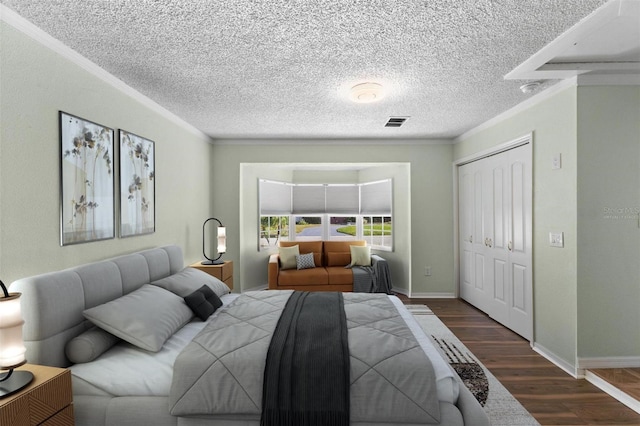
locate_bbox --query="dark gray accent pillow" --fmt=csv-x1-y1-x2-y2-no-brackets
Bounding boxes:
184,285,223,321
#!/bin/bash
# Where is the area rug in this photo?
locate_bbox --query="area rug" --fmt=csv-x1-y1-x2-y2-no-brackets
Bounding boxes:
407,304,540,426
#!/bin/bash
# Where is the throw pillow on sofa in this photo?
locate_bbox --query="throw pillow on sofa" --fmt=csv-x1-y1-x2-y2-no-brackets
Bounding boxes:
350,245,371,267
279,245,300,270
296,253,316,270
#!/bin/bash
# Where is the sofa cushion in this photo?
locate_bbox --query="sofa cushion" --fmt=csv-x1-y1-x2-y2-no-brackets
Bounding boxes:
296,253,316,270
278,267,328,286
279,245,299,270
326,266,353,285
350,245,371,266
326,252,351,267
280,241,323,266
323,240,365,254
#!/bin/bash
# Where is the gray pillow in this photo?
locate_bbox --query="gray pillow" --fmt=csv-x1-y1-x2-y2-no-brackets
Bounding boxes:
65,326,120,364
83,285,193,352
151,267,230,298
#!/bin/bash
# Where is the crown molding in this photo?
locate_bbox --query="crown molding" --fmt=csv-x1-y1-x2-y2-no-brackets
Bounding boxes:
454,77,578,143
577,73,640,86
1,5,211,141
212,137,453,146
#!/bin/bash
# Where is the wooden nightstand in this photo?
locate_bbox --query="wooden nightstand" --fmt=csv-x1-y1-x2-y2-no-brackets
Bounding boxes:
190,260,233,290
0,364,74,425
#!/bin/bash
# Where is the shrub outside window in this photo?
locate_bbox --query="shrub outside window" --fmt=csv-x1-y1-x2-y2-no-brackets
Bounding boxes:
260,216,289,248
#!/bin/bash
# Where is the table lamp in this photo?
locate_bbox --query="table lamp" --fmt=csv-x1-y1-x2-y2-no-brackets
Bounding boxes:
202,217,226,265
0,279,33,398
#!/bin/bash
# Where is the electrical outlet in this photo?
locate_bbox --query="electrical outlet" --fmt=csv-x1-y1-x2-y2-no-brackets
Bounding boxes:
552,153,562,170
549,232,564,248
424,266,432,276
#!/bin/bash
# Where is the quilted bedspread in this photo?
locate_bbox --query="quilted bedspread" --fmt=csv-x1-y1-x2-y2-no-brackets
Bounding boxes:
169,290,441,424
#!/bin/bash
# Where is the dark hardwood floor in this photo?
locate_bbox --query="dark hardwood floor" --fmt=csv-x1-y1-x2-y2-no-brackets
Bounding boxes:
398,296,640,425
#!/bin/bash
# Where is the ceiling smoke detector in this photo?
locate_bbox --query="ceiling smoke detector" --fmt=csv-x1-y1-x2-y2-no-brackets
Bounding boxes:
349,82,386,103
519,81,543,94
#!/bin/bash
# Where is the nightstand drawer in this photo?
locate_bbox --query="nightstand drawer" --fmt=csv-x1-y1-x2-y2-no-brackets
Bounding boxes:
190,261,234,290
41,405,74,425
216,261,233,281
0,365,73,426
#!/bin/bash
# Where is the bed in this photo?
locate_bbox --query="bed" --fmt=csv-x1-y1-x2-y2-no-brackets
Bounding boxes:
10,245,489,426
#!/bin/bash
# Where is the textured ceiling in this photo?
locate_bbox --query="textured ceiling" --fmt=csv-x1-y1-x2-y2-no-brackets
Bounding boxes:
1,0,614,140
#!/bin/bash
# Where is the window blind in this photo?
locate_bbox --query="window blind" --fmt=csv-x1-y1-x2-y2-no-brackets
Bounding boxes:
259,180,292,214
325,185,359,214
360,179,392,214
260,179,392,215
292,184,325,213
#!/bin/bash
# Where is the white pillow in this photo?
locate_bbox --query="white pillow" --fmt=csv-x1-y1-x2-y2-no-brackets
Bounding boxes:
350,245,371,267
83,285,193,352
279,245,300,270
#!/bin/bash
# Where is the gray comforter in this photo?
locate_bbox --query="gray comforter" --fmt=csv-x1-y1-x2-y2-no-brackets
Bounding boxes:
169,291,441,424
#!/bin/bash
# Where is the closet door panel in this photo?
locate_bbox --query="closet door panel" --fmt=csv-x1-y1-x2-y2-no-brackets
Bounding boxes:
457,140,532,341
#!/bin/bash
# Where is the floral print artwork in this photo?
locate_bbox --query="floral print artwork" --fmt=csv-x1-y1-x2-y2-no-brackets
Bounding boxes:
60,112,114,245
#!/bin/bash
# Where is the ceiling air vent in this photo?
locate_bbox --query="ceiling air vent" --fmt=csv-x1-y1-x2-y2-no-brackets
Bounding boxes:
385,117,409,128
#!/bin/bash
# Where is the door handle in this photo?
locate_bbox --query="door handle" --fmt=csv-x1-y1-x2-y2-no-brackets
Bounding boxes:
508,241,513,251
470,235,473,243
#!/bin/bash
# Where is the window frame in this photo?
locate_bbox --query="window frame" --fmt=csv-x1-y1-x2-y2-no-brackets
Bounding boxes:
258,179,393,251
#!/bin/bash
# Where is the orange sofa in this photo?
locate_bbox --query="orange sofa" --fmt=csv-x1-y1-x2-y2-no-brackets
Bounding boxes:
268,240,367,292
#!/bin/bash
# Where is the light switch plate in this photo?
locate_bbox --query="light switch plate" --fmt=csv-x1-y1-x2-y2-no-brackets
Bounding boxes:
549,232,564,248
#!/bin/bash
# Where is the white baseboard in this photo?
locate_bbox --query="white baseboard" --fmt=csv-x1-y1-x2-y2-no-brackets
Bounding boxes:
243,284,268,292
531,342,580,378
578,356,640,370
585,370,640,415
407,292,456,298
391,287,409,296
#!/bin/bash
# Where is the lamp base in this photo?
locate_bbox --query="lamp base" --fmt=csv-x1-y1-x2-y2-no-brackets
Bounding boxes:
0,370,34,399
201,259,224,266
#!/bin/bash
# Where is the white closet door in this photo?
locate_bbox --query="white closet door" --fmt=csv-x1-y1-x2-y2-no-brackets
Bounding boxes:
459,162,485,311
506,145,533,340
458,142,532,341
485,154,510,326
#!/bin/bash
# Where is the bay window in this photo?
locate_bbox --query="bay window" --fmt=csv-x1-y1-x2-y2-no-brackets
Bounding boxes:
259,179,392,251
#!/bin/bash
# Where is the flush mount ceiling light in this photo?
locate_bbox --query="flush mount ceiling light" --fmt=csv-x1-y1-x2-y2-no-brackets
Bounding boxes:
349,82,385,103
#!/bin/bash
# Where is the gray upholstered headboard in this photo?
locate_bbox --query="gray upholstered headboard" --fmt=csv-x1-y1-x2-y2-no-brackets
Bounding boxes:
9,245,184,368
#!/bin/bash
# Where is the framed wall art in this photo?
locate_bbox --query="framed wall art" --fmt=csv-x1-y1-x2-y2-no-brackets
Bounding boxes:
119,130,155,237
59,111,115,245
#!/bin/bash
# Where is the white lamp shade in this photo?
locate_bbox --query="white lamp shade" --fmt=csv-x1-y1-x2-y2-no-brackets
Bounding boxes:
216,226,227,253
0,294,27,369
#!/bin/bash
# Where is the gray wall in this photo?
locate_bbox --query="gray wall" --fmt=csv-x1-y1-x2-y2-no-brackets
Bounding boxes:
0,21,213,284
455,82,640,371
210,142,454,296
455,85,579,369
576,85,640,361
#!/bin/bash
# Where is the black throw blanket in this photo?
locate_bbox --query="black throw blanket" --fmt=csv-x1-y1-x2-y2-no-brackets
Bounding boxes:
261,291,350,426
